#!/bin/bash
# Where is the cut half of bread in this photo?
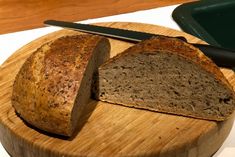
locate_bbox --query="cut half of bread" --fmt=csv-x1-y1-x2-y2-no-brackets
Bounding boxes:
94,36,235,121
12,35,110,136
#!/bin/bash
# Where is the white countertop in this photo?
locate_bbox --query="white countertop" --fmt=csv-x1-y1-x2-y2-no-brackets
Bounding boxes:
0,4,234,157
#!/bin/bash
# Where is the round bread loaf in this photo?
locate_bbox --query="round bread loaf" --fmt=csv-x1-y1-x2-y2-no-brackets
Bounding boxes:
12,35,110,136
94,36,235,121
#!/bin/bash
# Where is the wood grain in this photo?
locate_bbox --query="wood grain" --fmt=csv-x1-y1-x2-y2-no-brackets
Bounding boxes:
0,0,196,34
0,22,234,157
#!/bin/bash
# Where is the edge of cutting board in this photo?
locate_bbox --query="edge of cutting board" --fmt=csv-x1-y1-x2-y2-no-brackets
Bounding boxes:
0,22,235,157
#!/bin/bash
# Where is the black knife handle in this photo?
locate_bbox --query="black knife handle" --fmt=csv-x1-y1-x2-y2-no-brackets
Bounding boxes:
193,44,235,68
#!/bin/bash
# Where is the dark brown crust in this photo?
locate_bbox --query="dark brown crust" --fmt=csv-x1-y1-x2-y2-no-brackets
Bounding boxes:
101,36,234,92
11,34,109,136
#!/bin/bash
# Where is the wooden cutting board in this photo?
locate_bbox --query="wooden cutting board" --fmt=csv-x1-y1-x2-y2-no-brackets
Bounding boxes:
0,22,234,157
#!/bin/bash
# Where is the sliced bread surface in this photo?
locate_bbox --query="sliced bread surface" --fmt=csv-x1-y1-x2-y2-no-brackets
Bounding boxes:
12,35,110,136
94,36,235,121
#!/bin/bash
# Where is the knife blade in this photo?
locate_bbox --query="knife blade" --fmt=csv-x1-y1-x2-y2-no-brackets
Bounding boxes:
44,20,235,68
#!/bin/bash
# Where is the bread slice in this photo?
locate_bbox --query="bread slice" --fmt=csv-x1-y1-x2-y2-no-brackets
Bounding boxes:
94,36,235,121
12,35,110,136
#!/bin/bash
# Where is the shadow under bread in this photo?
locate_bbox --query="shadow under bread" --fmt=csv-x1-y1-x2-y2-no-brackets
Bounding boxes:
68,99,98,140
15,99,98,141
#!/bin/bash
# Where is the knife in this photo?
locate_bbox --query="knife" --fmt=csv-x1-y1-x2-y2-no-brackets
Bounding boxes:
44,20,235,68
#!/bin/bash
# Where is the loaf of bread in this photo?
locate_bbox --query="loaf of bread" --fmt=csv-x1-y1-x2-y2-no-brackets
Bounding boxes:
12,35,110,136
94,36,235,121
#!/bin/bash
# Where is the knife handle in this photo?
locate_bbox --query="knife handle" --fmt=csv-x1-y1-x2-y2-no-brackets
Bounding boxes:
193,44,235,68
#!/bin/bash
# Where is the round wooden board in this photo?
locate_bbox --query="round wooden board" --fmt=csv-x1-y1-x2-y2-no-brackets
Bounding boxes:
0,22,235,157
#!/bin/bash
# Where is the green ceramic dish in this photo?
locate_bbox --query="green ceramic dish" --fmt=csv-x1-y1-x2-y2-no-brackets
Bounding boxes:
172,0,235,50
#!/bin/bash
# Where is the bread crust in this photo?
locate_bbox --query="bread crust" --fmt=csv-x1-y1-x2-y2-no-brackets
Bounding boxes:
12,34,110,136
101,36,234,92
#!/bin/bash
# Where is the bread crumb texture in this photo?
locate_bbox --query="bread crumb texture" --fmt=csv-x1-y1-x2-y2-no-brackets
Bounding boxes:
95,36,235,121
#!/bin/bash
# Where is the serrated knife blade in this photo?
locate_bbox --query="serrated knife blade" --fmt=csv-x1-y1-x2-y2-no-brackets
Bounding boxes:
44,20,235,68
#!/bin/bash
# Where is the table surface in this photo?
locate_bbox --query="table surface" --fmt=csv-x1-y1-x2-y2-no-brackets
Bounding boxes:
0,0,194,34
